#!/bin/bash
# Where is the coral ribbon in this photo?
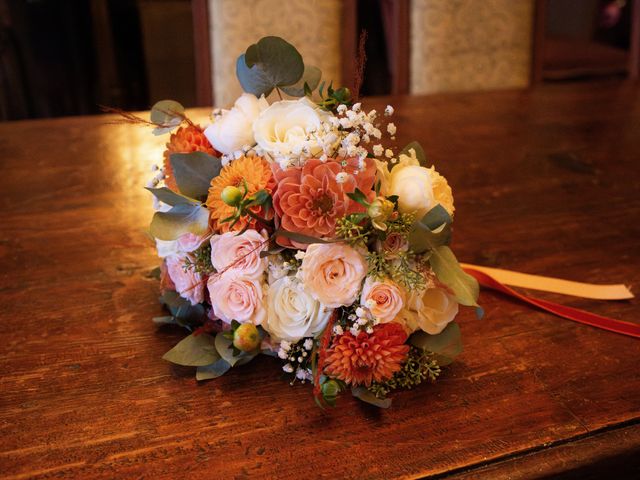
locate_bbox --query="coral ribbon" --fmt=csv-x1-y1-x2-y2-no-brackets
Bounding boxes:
462,266,640,339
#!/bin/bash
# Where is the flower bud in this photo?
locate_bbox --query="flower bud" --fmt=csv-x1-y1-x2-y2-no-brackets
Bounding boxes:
367,197,395,231
233,323,260,352
221,185,243,206
321,379,340,401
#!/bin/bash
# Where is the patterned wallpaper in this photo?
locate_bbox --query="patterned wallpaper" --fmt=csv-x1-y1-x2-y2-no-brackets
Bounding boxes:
410,0,534,94
208,0,343,107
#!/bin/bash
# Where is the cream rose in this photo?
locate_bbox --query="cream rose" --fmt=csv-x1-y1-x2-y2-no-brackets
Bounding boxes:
265,276,333,341
253,97,329,159
406,287,459,334
376,149,454,219
360,277,406,323
207,272,266,325
204,93,268,155
210,229,267,279
300,243,367,308
165,254,204,305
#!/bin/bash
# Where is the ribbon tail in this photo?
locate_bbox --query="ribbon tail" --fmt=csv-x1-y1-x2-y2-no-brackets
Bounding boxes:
464,267,640,339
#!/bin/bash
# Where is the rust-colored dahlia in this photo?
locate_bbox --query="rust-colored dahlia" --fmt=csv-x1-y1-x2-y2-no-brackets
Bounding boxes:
163,125,217,191
271,157,376,248
206,155,276,233
324,322,409,387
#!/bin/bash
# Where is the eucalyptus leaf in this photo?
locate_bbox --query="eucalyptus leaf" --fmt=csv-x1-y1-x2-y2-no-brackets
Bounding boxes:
152,315,176,325
429,246,480,307
162,333,219,366
159,291,206,327
408,204,452,253
409,322,462,366
214,333,256,367
145,187,199,207
281,64,322,97
170,152,222,200
399,141,427,166
196,359,232,380
150,100,184,136
351,387,392,408
149,203,209,241
346,188,369,207
236,36,304,97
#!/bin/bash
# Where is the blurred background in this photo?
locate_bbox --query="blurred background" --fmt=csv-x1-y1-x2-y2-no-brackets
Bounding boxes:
0,0,637,121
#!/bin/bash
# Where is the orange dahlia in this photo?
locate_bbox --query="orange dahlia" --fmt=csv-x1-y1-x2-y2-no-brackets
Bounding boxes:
163,125,217,191
324,323,409,386
206,155,276,233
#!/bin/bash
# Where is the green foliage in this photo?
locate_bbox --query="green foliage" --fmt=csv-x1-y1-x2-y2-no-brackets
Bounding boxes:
317,82,352,111
159,290,206,327
169,152,222,200
236,36,304,97
409,322,462,366
335,214,370,246
368,346,441,398
429,245,480,307
184,242,214,275
408,204,452,254
149,203,209,241
214,333,256,367
196,359,231,380
281,64,322,97
150,100,184,135
145,187,198,206
399,141,427,166
162,333,219,366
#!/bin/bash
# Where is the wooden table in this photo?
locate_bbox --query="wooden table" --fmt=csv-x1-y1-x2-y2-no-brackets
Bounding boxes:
1,81,639,479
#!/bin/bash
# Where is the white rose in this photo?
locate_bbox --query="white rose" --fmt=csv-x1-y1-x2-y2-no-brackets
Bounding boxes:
265,276,333,342
204,93,268,155
406,287,459,334
377,149,454,218
253,97,330,159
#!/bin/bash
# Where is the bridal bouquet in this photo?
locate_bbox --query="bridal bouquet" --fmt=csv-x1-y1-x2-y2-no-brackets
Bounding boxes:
145,37,481,408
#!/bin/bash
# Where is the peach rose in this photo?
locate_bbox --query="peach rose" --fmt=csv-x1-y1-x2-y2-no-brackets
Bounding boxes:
207,272,266,325
165,254,204,305
376,233,409,259
360,276,406,323
210,229,267,279
300,243,367,308
177,232,206,253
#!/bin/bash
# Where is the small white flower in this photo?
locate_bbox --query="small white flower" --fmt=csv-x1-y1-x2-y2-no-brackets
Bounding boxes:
385,149,394,158
339,118,353,129
335,172,349,184
384,105,394,116
319,153,328,162
349,326,360,336
151,164,159,172
357,317,368,326
280,340,291,352
337,104,347,114
372,128,382,139
355,307,366,317
294,250,306,261
283,363,294,373
365,299,377,309
297,356,303,363
333,325,344,335
373,144,384,157
303,338,314,350
277,348,288,359
366,327,374,334
352,102,362,112
387,123,397,135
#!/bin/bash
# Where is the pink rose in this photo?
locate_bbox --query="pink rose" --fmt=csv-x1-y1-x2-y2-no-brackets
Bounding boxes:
165,254,204,305
300,243,367,308
207,272,266,325
177,232,206,253
361,277,406,323
210,229,267,279
376,233,409,259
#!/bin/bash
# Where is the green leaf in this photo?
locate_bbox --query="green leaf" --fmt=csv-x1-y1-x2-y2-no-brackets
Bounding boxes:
351,387,392,408
150,100,184,135
170,152,222,200
159,291,206,327
149,204,209,241
346,188,370,207
408,204,452,253
273,229,336,245
236,36,304,97
152,315,176,325
245,189,271,207
162,333,219,366
196,359,231,380
214,333,256,367
429,246,480,307
399,141,427,166
410,322,463,366
281,64,322,97
145,187,199,206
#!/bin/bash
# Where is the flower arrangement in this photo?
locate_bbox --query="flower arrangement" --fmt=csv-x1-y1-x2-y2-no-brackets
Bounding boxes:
144,37,481,408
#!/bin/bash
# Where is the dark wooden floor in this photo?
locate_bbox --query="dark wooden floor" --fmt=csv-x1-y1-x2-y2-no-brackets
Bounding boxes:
0,80,639,479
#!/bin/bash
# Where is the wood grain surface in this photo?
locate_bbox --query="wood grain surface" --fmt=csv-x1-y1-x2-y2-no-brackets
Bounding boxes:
0,81,639,479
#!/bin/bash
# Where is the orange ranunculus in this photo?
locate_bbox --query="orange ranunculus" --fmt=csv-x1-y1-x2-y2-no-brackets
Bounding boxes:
163,125,217,191
206,155,275,234
271,157,376,248
324,322,409,387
